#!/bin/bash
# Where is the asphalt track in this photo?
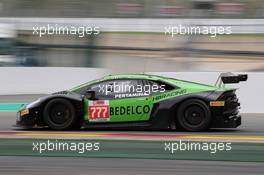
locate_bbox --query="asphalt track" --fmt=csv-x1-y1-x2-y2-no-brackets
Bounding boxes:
0,156,263,175
0,94,264,174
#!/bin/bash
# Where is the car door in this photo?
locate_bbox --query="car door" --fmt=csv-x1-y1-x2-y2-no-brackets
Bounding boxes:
84,79,153,123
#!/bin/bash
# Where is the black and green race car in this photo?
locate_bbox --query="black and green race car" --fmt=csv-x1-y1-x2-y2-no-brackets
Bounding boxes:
16,73,247,131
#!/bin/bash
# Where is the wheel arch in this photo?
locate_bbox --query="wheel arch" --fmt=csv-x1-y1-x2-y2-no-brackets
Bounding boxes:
167,95,213,129
38,95,84,124
170,96,211,114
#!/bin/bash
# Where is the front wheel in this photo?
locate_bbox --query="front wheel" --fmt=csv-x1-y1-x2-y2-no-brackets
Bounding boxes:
176,99,211,131
43,98,79,130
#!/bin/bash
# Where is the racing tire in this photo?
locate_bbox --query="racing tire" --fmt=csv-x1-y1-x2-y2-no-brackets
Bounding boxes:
176,99,211,131
43,98,79,130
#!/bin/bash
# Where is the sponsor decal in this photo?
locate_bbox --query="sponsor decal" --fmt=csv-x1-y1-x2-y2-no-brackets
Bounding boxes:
88,100,110,122
20,109,29,116
110,105,150,116
115,92,148,99
210,101,225,106
154,89,187,101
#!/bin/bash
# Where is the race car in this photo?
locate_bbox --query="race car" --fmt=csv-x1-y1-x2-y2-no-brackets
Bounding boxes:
16,73,247,131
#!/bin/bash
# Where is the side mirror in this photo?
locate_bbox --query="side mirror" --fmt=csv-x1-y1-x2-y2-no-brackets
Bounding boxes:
85,90,96,100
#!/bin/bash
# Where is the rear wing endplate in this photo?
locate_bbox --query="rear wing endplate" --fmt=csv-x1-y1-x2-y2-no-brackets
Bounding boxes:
215,72,248,88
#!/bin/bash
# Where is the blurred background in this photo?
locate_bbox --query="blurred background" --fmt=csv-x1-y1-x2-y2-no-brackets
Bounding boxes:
0,0,264,72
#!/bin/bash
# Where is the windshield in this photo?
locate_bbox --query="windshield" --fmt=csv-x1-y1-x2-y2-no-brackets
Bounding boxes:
69,78,101,94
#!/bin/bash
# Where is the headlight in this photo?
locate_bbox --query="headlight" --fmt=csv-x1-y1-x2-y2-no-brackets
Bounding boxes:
26,99,40,108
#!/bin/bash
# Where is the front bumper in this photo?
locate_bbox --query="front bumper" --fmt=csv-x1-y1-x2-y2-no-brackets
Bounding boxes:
16,108,42,127
16,109,35,127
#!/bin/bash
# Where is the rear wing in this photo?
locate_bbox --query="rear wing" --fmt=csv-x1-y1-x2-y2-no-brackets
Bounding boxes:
215,72,248,88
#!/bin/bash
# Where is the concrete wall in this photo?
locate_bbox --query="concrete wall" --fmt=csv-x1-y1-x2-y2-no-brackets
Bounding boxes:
0,67,110,94
0,67,262,113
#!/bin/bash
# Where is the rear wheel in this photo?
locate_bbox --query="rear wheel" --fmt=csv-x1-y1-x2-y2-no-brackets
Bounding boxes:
176,99,211,131
43,98,79,130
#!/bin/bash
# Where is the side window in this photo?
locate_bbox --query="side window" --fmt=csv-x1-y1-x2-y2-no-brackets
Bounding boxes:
86,79,144,100
111,79,145,99
86,79,174,100
87,80,116,99
143,80,175,95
